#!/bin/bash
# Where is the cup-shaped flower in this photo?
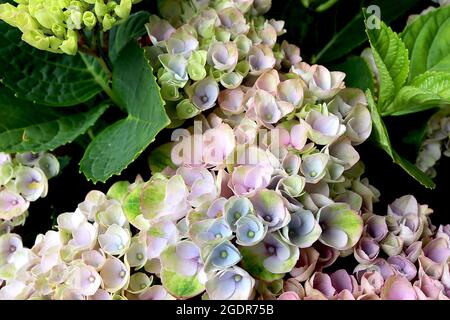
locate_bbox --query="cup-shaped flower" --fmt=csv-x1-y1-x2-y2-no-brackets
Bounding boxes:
189,77,220,111
354,237,380,264
98,224,131,256
128,272,153,294
387,255,417,281
159,53,189,85
217,7,249,37
277,175,306,198
387,195,420,220
300,153,329,184
36,153,60,179
240,232,299,281
77,190,107,221
140,174,189,223
223,196,254,230
329,138,360,170
246,89,284,127
290,247,319,282
0,191,29,221
14,166,48,201
380,233,404,257
330,269,360,297
219,87,245,115
235,214,267,246
404,241,422,264
189,218,233,246
165,25,199,57
344,104,372,145
207,41,239,72
282,153,301,176
248,44,276,75
144,220,178,260
229,165,273,197
317,203,363,250
397,214,424,246
277,78,304,107
204,240,242,272
419,238,450,279
281,209,321,248
96,200,127,228
305,110,346,145
0,233,23,265
145,15,175,45
413,272,447,300
364,215,388,242
380,275,418,300
254,70,280,95
205,266,255,300
161,241,203,277
360,271,384,295
308,65,346,100
100,257,130,293
82,250,106,271
304,272,334,299
160,241,206,298
202,123,236,166
279,40,301,67
66,263,102,297
250,189,290,231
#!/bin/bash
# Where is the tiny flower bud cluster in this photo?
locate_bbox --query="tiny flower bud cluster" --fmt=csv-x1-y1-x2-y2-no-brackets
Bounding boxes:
416,109,450,178
0,0,139,55
0,152,59,230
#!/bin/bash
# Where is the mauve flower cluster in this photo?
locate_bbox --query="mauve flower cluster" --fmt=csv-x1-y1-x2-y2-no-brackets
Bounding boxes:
145,0,301,122
278,195,450,300
416,109,450,178
0,152,59,230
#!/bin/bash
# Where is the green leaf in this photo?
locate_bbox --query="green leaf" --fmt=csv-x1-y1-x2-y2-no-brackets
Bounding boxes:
365,12,410,110
0,87,108,153
0,22,108,107
334,56,375,93
366,89,435,189
402,5,450,81
80,42,170,183
148,143,176,174
314,0,421,63
383,71,450,116
109,11,150,64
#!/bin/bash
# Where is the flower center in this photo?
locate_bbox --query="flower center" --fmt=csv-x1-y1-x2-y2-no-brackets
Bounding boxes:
234,275,242,282
310,170,317,177
220,250,228,259
119,270,126,278
266,245,276,254
215,233,222,239
201,95,209,103
9,245,16,253
137,253,144,260
264,215,272,222
234,212,241,220
247,230,255,238
88,276,96,283
11,200,19,206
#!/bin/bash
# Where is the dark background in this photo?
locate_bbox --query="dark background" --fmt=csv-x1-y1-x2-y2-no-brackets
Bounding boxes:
19,0,449,247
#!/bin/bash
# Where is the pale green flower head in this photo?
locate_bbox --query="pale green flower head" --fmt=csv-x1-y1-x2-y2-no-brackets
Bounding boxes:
140,174,190,223
317,203,363,250
240,232,299,281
